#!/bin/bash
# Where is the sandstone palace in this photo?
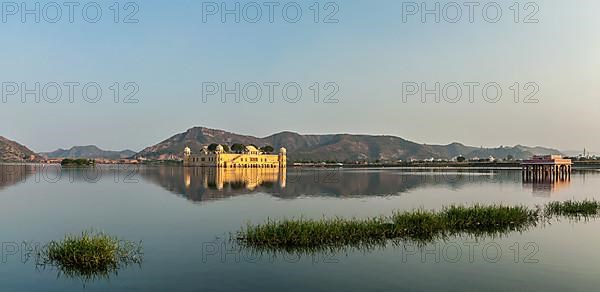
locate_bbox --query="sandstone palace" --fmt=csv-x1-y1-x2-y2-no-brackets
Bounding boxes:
183,145,286,168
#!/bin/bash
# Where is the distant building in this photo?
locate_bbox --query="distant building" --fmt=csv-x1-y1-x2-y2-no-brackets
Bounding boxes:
522,155,572,181
183,145,286,168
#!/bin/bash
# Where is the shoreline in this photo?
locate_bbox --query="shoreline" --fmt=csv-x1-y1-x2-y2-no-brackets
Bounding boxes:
2,161,600,170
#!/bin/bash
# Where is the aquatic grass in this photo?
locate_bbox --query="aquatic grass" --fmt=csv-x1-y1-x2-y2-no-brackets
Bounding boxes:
441,204,540,235
236,204,541,252
545,200,600,218
391,210,444,242
240,216,392,252
34,230,143,281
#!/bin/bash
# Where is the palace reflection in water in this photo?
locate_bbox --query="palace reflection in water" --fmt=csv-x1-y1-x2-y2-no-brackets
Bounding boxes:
0,165,590,202
137,167,582,203
182,167,287,201
138,167,288,202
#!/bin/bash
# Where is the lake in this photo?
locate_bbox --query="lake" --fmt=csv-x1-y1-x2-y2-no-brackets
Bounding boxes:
1,164,600,291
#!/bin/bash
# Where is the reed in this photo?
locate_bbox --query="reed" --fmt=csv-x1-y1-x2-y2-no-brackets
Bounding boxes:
440,205,540,235
239,216,391,252
236,204,540,252
545,200,600,218
34,230,143,281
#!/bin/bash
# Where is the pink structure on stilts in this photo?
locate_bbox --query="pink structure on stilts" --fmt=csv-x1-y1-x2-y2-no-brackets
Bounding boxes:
521,155,572,181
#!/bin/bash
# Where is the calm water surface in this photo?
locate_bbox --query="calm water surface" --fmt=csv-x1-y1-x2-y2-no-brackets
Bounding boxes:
1,165,600,291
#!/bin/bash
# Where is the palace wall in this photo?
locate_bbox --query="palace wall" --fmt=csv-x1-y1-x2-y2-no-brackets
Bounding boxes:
183,148,286,168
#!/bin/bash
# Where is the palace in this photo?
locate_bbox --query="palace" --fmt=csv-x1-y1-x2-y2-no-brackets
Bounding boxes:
183,145,286,168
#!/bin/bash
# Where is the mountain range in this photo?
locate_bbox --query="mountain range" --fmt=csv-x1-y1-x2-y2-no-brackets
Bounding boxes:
40,146,136,160
0,127,565,163
135,126,563,162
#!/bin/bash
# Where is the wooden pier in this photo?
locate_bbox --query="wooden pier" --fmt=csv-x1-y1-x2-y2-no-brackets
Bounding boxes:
522,155,572,181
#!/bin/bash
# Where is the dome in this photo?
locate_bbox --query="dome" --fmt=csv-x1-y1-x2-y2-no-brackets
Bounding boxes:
216,145,224,152
279,147,287,154
184,146,191,155
245,145,258,152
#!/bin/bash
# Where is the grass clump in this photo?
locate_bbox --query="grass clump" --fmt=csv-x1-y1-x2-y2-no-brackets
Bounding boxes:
240,217,391,252
391,210,444,242
236,201,600,252
237,204,539,252
545,200,600,218
441,205,539,235
35,230,142,281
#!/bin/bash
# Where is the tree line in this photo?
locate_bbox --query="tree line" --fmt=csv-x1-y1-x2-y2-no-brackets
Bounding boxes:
206,143,275,153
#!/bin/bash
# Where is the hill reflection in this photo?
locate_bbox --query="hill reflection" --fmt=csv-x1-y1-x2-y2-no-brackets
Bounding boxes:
0,165,585,202
0,165,33,191
138,167,527,202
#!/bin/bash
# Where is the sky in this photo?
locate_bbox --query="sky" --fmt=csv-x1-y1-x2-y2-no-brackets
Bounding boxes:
0,0,598,153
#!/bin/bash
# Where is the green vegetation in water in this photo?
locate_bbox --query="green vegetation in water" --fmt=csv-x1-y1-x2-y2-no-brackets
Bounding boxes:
394,205,539,242
545,200,600,218
236,204,541,252
61,158,95,167
236,200,600,253
34,230,143,281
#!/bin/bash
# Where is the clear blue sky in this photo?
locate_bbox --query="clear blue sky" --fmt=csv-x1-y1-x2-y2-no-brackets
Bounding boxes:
0,0,598,152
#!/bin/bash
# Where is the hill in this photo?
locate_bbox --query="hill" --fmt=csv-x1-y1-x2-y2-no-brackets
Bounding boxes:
135,126,563,162
0,136,38,162
41,146,136,160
